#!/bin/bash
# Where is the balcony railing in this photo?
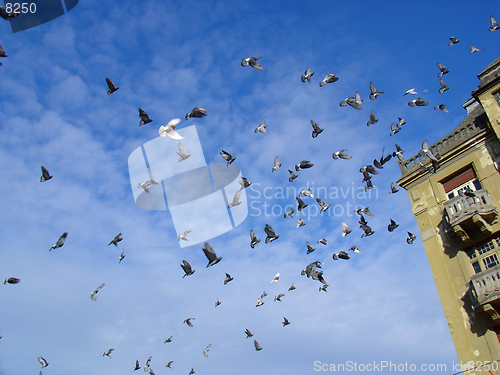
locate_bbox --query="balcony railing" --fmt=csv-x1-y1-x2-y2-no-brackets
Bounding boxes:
470,264,500,307
443,189,498,228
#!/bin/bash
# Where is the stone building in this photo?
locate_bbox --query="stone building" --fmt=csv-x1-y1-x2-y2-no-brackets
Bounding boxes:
397,57,500,369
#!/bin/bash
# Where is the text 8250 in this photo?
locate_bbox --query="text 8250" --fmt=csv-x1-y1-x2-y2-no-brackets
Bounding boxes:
5,3,37,14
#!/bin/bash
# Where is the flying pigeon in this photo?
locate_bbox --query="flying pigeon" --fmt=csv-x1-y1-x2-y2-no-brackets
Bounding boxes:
108,233,123,248
301,261,327,284
0,44,6,61
434,104,449,113
393,144,405,162
317,198,330,213
389,182,399,194
360,223,375,238
288,169,299,182
301,69,314,82
178,230,192,241
181,260,195,278
254,340,263,351
177,143,191,162
306,242,316,254
134,360,141,370
317,238,327,245
342,222,352,237
189,368,195,375
273,156,281,172
183,318,195,327
490,16,500,31
296,197,308,211
311,120,324,138
203,243,222,267
397,117,406,127
215,298,221,307
288,283,296,291
261,291,267,298
448,37,460,45
144,356,152,372
390,122,402,136
255,299,264,307
319,73,338,87
439,79,450,94
4,277,20,285
103,349,114,357
254,121,267,133
158,118,183,139
355,207,374,217
38,357,49,368
360,165,378,180
138,108,153,126
90,283,105,301
297,218,306,228
203,344,211,357
220,150,236,166
50,232,68,251
138,179,159,194
241,57,265,70
332,149,352,159
239,177,252,189
164,336,173,343
349,245,361,254
388,219,399,232
105,78,119,95
319,284,329,292
404,88,417,96
250,230,261,248
0,6,19,20
298,188,314,197
245,329,253,338
271,273,280,283
40,166,53,182
118,249,125,263
264,224,279,243
282,317,290,327
274,293,285,302
284,207,294,218
369,82,384,100
469,45,484,53
332,250,350,260
407,231,417,244
437,63,449,77
340,92,363,110
408,97,429,107
374,148,392,169
295,160,313,171
419,140,440,173
223,273,234,285
165,361,173,368
228,190,242,208
185,107,207,120
367,111,378,126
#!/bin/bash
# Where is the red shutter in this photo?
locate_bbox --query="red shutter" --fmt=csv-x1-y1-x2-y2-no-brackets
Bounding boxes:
442,167,476,193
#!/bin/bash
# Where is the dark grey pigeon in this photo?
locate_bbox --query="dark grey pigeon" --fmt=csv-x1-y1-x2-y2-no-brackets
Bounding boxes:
274,293,285,302
134,360,141,370
0,44,6,58
220,150,236,166
254,340,263,351
437,63,449,77
311,120,323,138
284,207,294,218
448,37,460,46
389,182,399,194
241,57,265,70
439,79,450,94
369,82,384,100
288,169,298,182
301,69,314,83
4,277,20,285
0,6,19,20
282,317,290,326
185,107,207,120
295,160,313,171
203,243,222,267
392,144,405,162
306,242,315,254
50,232,68,251
250,230,261,249
108,233,123,248
106,78,119,95
367,111,378,126
319,74,338,87
245,328,253,338
360,223,375,238
408,97,429,107
332,250,350,260
340,92,363,110
316,198,330,213
387,219,399,232
296,197,308,211
223,273,234,285
434,104,449,113
332,149,352,159
40,166,53,182
139,108,153,126
181,260,195,278
389,122,401,136
407,231,417,244
319,284,329,292
264,224,279,243
183,318,195,327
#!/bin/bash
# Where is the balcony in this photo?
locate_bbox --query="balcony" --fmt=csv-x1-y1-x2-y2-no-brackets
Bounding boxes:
443,189,498,243
470,264,500,322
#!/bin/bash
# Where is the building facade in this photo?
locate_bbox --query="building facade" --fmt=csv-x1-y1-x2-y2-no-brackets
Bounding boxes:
397,57,500,370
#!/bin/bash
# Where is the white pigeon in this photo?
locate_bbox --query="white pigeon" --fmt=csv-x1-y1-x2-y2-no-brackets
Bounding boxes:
272,156,281,172
228,190,242,208
404,88,417,96
177,143,191,162
138,179,159,194
319,73,338,87
159,118,182,139
469,45,484,54
254,121,267,133
178,230,192,241
271,273,280,283
203,344,211,357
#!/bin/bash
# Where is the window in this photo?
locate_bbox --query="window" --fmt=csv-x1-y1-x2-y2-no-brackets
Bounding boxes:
472,262,481,274
467,236,500,273
483,254,499,269
494,91,500,107
441,166,481,199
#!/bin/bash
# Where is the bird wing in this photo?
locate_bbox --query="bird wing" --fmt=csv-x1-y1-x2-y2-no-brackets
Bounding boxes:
338,150,351,159
264,224,276,237
203,243,217,262
106,78,116,90
231,190,241,205
181,260,192,273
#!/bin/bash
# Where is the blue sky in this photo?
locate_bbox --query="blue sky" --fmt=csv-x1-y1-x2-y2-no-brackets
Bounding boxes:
1,1,499,374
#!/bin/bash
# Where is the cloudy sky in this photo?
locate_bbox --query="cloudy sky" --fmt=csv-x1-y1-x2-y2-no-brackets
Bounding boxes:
1,1,499,374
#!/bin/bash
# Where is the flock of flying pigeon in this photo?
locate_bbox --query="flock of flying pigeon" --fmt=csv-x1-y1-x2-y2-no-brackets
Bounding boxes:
1,9,499,375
